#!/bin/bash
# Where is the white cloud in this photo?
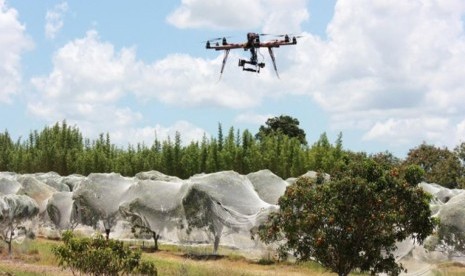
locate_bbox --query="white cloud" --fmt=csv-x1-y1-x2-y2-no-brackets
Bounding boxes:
29,0,465,152
29,30,223,146
363,117,451,147
167,0,308,32
0,0,32,104
167,0,265,30
31,30,132,103
45,2,68,39
234,112,273,125
275,0,465,150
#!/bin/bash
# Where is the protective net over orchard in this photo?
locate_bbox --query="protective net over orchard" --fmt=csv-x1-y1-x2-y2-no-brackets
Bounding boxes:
1,169,465,273
57,169,288,251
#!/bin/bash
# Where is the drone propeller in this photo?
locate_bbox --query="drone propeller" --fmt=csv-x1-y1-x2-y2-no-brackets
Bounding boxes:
204,36,232,43
273,34,303,38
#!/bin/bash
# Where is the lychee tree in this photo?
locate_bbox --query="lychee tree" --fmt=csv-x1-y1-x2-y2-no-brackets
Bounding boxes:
257,159,436,276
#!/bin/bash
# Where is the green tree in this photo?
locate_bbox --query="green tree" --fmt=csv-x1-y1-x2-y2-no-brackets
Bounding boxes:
307,132,347,175
455,142,465,164
52,230,157,275
404,143,464,188
0,130,13,171
257,160,436,276
180,141,201,178
402,164,425,185
256,115,307,145
220,127,237,170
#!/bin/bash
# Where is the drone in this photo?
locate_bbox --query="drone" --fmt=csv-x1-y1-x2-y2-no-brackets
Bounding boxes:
205,32,299,78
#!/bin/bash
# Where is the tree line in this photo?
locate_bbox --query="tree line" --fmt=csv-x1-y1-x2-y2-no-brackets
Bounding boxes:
1,119,464,188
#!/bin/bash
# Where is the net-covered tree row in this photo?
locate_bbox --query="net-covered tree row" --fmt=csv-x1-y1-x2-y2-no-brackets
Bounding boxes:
1,120,465,187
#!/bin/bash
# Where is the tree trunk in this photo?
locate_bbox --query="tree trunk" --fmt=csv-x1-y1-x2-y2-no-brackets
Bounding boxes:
152,231,159,251
105,228,110,240
6,240,12,256
213,235,220,254
7,229,13,256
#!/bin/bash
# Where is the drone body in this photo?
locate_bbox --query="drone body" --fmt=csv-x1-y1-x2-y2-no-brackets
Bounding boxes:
206,32,298,78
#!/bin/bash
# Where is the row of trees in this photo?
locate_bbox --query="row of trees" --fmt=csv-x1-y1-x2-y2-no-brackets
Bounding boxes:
0,119,342,179
1,118,465,187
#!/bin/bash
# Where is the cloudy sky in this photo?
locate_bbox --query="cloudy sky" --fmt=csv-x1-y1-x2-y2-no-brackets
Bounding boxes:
1,0,464,157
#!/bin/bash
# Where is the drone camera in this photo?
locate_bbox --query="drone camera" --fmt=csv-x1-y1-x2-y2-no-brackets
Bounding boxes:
243,68,257,73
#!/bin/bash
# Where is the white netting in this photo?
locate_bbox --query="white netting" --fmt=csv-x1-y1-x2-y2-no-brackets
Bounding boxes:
247,169,288,205
46,192,75,229
16,175,56,213
0,177,22,195
3,169,465,270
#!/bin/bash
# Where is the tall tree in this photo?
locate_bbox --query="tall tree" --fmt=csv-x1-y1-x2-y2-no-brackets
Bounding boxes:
256,115,307,145
0,130,13,171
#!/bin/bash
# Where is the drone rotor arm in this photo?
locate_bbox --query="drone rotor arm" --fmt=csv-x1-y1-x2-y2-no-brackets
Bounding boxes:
207,43,247,51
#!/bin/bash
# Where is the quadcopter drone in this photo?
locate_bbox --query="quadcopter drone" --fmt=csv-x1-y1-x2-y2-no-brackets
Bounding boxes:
205,32,299,78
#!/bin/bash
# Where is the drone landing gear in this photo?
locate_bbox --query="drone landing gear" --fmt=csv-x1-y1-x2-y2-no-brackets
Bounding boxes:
238,59,265,73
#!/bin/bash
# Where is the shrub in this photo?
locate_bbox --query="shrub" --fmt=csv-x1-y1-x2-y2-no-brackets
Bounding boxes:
52,230,157,275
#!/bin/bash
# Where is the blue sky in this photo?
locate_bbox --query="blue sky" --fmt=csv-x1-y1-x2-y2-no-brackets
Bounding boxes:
1,0,465,157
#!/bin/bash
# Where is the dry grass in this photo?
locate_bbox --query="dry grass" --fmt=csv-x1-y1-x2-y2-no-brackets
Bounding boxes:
1,238,465,275
432,262,465,276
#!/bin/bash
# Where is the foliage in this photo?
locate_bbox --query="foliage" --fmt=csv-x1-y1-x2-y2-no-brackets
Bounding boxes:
255,115,307,145
402,164,425,186
3,120,464,185
257,157,436,276
0,121,317,179
307,132,345,175
404,143,465,188
52,230,157,275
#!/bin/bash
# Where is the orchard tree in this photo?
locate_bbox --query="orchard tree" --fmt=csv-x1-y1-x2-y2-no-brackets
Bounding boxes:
402,164,425,186
425,224,465,260
256,115,307,145
404,143,465,188
257,159,436,276
0,195,39,255
182,188,224,253
53,231,157,275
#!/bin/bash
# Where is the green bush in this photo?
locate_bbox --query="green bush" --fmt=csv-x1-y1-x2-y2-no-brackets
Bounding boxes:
52,231,157,275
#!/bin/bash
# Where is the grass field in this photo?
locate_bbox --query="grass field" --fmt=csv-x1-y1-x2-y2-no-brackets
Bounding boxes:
0,238,464,275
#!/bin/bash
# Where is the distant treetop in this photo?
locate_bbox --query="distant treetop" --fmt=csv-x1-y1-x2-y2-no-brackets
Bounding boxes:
255,115,307,145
